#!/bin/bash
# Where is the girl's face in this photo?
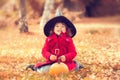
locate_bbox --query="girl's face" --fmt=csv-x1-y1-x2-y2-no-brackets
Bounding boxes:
54,22,66,35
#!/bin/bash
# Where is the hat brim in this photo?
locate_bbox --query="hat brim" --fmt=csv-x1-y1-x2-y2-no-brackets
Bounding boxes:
44,16,76,38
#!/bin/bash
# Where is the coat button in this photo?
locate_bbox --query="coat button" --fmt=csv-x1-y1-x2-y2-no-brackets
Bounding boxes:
55,49,60,55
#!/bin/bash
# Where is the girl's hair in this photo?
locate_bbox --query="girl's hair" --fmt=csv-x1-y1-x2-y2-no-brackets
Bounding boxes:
49,28,54,36
67,28,72,37
49,22,72,37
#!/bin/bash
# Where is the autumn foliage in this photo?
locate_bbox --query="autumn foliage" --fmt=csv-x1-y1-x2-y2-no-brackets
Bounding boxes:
0,0,120,79
0,16,120,80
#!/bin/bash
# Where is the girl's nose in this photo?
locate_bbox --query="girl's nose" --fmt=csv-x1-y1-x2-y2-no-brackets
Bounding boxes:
58,26,62,29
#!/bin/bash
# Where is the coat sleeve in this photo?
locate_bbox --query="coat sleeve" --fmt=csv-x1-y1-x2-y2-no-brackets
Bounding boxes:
64,38,77,62
42,38,51,61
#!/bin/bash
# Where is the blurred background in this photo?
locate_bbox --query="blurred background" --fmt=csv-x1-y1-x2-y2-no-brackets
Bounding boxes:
0,0,120,30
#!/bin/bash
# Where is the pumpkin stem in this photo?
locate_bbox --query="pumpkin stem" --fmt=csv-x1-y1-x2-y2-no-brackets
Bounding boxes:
58,58,61,64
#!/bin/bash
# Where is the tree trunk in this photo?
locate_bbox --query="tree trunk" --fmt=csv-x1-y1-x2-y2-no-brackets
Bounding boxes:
19,0,28,32
40,0,54,27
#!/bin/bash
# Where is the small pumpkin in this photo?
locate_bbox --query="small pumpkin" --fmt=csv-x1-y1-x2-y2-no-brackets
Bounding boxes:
49,62,69,76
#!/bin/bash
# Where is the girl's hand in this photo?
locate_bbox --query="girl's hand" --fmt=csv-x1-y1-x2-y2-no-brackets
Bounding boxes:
50,55,57,61
59,55,66,62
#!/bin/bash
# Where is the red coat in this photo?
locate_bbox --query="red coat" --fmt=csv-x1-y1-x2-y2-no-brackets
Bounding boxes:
41,32,77,70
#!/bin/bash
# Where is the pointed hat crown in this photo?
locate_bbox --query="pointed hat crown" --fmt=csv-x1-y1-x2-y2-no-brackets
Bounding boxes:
55,8,63,16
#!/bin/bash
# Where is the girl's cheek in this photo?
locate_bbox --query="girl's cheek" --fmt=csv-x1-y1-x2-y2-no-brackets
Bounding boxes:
62,28,66,33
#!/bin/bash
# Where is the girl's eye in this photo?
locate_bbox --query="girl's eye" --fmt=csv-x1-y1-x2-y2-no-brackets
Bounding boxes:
62,25,65,28
56,26,59,27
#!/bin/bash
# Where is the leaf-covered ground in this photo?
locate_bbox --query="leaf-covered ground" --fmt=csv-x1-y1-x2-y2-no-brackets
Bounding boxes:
0,17,120,80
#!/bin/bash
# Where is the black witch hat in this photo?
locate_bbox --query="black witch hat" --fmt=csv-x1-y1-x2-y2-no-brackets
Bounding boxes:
44,9,76,38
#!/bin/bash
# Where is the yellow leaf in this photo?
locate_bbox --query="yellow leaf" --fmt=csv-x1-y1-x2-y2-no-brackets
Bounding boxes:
84,77,89,80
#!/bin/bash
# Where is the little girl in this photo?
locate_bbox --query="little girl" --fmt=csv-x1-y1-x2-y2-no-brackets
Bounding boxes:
26,11,83,73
